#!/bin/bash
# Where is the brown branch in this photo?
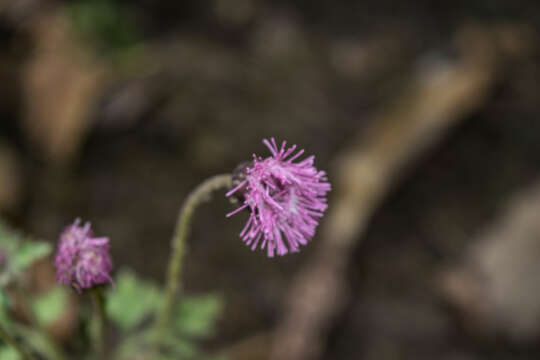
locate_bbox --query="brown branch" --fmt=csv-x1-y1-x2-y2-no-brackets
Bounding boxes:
441,182,540,340
270,24,520,360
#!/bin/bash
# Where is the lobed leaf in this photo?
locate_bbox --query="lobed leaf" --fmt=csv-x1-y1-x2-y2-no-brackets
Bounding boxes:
0,346,21,360
0,221,51,286
107,269,162,331
175,294,223,338
32,286,68,327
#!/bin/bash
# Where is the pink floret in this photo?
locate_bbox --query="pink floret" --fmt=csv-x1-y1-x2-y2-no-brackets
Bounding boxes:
227,138,331,257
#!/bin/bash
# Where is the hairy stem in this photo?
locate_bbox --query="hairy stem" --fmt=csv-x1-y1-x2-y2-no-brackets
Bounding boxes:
90,287,107,359
0,324,35,360
153,174,232,345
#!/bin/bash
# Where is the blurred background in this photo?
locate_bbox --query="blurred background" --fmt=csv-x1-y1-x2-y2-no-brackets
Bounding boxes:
1,0,540,359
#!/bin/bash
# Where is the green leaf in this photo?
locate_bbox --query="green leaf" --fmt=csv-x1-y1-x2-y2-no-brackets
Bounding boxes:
66,0,140,55
164,334,199,358
0,289,12,326
107,269,162,331
175,294,223,338
0,346,21,360
11,242,51,273
116,332,200,360
0,289,10,308
13,324,62,360
32,287,68,327
0,220,52,286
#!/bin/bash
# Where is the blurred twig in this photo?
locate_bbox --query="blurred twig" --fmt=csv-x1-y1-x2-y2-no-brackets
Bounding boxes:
441,181,540,340
21,10,107,165
214,331,274,360
270,23,531,360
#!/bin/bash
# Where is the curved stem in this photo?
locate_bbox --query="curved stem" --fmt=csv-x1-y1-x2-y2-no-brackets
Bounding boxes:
90,287,107,359
0,324,36,360
153,174,232,345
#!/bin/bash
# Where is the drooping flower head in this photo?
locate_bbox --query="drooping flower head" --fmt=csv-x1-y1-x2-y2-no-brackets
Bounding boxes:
55,218,113,292
226,138,331,257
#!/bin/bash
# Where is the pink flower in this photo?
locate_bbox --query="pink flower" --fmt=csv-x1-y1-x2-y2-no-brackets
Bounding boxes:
227,138,331,257
55,219,113,292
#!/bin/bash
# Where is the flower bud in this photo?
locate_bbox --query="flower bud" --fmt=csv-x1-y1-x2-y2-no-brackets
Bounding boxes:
55,219,113,292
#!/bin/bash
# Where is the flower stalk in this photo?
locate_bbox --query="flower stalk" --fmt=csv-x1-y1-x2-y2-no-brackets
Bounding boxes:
153,174,232,344
90,287,107,359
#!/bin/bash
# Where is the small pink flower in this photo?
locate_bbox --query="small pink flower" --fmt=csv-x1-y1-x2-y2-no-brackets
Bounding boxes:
55,219,113,292
227,138,331,257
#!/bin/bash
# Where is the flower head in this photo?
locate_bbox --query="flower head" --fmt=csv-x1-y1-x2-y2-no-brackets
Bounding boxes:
55,219,113,292
226,138,331,257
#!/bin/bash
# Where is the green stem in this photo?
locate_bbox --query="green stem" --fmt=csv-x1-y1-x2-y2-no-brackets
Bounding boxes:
0,324,35,360
90,287,107,359
153,174,232,345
